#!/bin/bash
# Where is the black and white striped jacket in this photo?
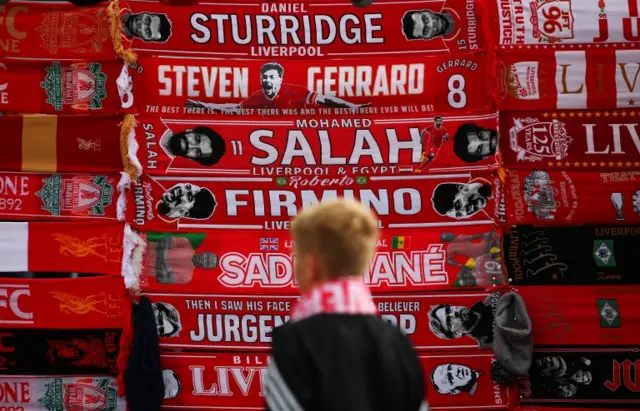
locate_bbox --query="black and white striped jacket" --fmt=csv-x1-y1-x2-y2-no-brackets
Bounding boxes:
265,314,428,411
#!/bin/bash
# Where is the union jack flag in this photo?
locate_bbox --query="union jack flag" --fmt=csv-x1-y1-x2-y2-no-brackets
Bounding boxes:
260,238,279,251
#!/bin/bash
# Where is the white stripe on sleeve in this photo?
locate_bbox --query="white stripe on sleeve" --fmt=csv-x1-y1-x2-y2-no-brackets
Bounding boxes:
265,357,304,411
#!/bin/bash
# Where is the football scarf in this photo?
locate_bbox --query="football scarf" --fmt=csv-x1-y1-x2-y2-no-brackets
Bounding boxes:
126,112,499,177
500,110,640,170
496,49,640,110
0,1,115,59
158,352,514,410
0,172,128,223
520,347,640,409
143,291,502,351
135,226,504,294
127,53,493,117
0,221,131,277
0,329,121,375
487,0,640,49
128,173,501,232
0,375,125,410
505,225,640,286
0,114,129,174
0,58,129,114
117,0,486,59
500,169,640,226
517,285,640,345
0,275,127,329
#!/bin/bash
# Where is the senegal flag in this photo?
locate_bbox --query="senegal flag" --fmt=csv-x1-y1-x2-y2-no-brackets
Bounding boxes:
392,236,411,249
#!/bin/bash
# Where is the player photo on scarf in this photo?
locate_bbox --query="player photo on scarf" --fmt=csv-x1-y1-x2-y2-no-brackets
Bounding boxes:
428,295,496,347
521,347,640,407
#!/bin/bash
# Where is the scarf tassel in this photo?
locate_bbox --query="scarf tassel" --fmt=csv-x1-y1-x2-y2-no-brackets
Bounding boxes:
108,0,138,65
120,114,143,180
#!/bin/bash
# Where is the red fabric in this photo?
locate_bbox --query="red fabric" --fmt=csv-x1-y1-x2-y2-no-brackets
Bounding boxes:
241,84,317,110
0,172,121,222
0,275,127,329
500,109,640,170
425,125,449,152
496,49,640,110
517,285,640,345
122,0,485,58
143,292,498,351
130,112,499,176
0,2,114,59
129,173,501,231
129,53,493,116
290,277,377,322
0,114,124,173
158,352,514,409
488,0,640,49
139,227,503,294
0,59,126,114
501,169,640,225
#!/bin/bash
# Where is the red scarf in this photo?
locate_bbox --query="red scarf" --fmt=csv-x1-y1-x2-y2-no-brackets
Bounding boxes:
290,277,377,322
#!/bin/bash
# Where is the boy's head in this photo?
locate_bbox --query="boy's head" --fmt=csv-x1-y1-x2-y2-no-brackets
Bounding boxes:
291,198,379,293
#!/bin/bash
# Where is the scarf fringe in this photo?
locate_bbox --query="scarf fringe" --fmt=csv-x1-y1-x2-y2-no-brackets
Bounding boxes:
122,224,145,294
116,172,131,222
108,0,137,65
120,114,142,179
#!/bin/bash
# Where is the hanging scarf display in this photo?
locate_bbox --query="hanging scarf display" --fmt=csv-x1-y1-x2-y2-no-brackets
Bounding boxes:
517,285,640,345
125,112,499,178
117,0,485,59
501,169,640,226
0,275,127,329
0,114,128,173
158,351,514,410
499,110,640,170
0,172,127,222
0,58,129,114
487,0,640,49
0,1,116,59
132,226,504,294
496,49,640,110
0,221,131,276
520,346,640,408
128,172,501,232
0,328,121,375
505,225,640,286
129,53,493,117
143,291,503,351
0,375,125,410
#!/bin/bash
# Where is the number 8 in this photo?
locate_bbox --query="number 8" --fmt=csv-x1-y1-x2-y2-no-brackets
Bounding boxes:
447,74,467,109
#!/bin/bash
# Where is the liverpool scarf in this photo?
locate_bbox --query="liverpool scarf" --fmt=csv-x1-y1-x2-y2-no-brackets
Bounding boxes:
500,110,640,171
0,221,132,277
158,352,515,410
0,1,115,59
117,0,486,59
0,114,129,173
0,375,126,410
517,285,640,345
505,225,640,286
501,169,640,225
0,172,129,222
125,112,499,177
521,346,640,408
128,173,501,232
0,58,129,114
497,49,640,110
131,226,505,294
0,328,121,375
0,275,127,330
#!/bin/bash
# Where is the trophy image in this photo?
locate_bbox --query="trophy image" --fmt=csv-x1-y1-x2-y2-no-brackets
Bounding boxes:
610,192,624,221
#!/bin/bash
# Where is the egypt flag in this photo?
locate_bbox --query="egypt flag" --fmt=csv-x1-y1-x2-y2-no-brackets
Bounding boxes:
0,114,126,173
0,221,142,281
